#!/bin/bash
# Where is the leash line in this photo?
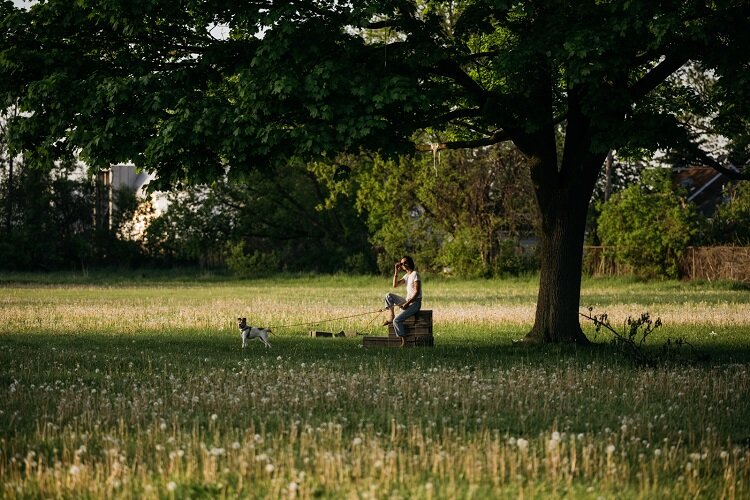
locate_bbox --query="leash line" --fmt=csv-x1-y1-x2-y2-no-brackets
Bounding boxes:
268,308,384,330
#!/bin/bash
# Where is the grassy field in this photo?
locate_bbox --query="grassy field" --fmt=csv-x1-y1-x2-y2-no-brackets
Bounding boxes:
1,272,749,498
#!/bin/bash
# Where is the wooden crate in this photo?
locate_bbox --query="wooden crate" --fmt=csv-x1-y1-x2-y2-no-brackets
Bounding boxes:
362,333,434,347
386,310,433,336
363,310,434,348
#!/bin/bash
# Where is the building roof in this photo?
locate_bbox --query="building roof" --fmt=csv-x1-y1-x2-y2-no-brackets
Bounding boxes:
672,166,730,216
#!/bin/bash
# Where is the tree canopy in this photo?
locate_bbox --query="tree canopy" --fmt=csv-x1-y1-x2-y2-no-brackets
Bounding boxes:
2,0,749,342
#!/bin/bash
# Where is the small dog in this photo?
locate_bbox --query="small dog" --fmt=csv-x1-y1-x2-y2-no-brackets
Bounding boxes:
237,317,272,348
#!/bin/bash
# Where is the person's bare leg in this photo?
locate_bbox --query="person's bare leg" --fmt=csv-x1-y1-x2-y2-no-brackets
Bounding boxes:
383,307,394,326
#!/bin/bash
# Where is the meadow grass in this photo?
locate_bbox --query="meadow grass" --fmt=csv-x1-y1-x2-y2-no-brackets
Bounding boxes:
1,272,749,498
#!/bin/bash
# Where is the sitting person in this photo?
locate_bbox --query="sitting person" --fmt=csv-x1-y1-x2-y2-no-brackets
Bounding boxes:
383,256,422,337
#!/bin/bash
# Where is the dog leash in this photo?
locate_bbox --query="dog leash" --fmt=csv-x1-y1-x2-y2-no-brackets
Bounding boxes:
268,308,384,330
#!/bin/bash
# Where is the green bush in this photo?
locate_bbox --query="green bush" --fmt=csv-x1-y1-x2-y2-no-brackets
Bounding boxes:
225,241,280,278
491,239,539,277
438,226,487,278
709,182,750,245
597,169,698,278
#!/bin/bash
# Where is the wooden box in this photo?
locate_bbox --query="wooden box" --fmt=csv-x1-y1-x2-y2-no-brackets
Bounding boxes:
386,310,433,336
363,310,434,348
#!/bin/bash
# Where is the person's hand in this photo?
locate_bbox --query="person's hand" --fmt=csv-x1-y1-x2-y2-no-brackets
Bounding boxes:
394,262,402,272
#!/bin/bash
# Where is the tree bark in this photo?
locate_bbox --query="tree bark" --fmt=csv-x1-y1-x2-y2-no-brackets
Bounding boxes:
524,175,594,344
515,100,607,344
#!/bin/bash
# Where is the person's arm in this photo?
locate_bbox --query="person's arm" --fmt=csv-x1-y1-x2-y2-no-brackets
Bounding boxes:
393,263,404,288
402,279,421,308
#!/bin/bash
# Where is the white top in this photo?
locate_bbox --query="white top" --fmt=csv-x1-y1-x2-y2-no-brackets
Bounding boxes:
404,271,422,302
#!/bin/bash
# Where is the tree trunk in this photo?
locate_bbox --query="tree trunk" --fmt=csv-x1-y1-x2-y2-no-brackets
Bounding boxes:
5,154,13,235
603,150,614,202
524,177,593,344
514,101,608,344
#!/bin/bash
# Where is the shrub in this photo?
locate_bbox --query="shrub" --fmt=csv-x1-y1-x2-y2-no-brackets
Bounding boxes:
225,241,280,278
597,169,698,278
438,226,487,278
709,181,750,245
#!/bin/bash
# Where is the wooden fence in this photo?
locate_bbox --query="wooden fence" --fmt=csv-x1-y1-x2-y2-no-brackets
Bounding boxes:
583,246,750,282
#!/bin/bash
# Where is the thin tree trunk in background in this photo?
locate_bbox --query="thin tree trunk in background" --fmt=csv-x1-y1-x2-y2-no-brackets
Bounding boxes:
5,154,12,235
604,150,614,202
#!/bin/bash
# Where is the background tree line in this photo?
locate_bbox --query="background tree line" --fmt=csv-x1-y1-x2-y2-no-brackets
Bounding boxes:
3,113,750,278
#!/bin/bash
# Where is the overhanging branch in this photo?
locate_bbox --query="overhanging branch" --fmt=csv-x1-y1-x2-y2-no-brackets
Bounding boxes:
701,156,750,181
628,53,690,102
432,60,489,101
415,129,512,152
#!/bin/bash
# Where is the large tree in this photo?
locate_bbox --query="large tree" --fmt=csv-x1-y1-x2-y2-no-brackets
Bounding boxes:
2,0,749,342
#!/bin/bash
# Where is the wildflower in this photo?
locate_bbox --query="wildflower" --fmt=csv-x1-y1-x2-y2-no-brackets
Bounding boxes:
517,438,529,452
232,442,241,450
606,444,616,455
211,414,218,421
288,482,298,492
69,465,81,476
265,463,275,473
352,437,363,446
167,481,177,492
